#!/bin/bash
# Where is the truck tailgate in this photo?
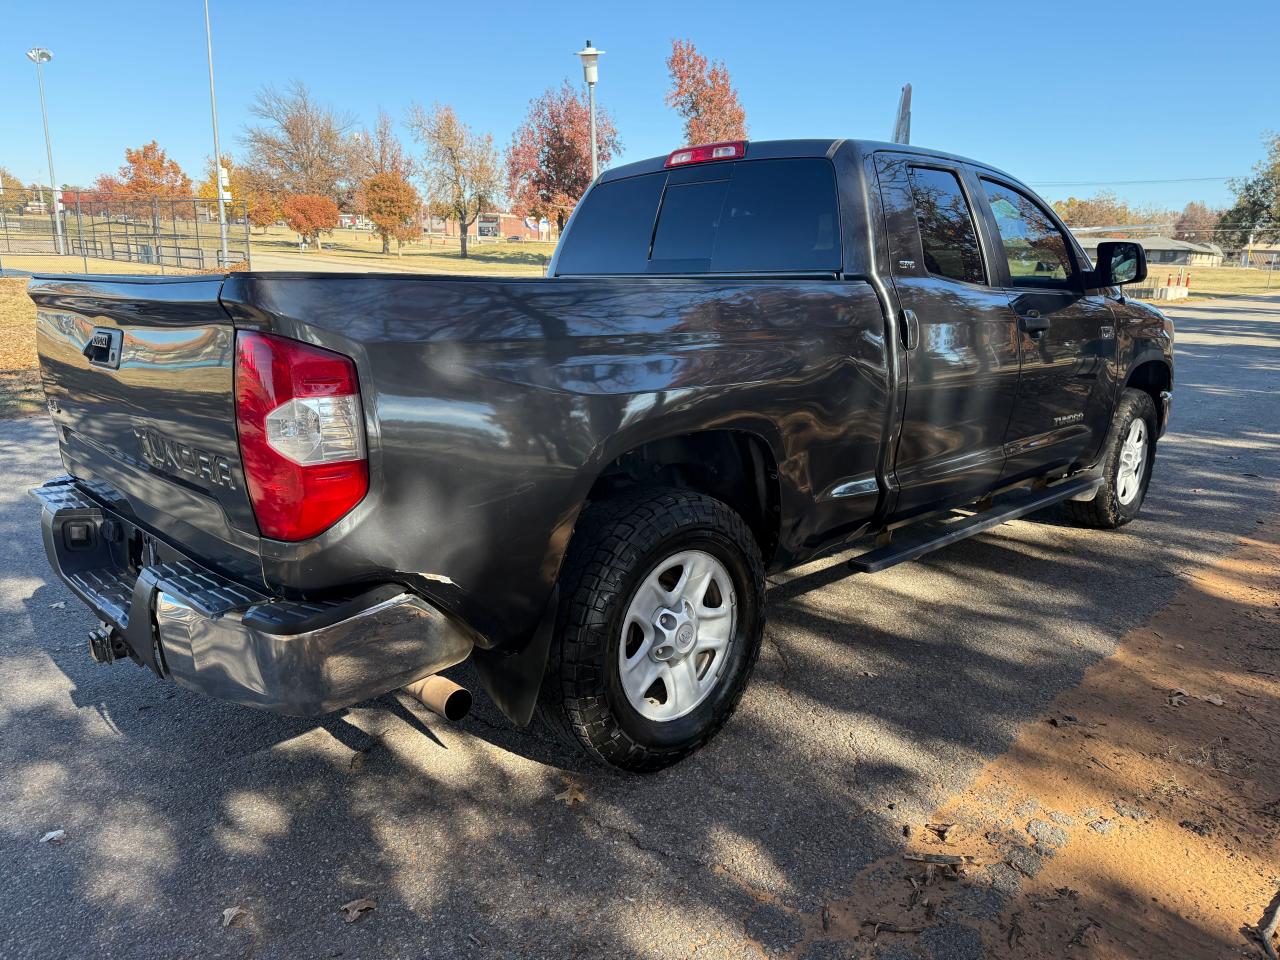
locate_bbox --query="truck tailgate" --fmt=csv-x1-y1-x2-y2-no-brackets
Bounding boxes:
29,275,265,587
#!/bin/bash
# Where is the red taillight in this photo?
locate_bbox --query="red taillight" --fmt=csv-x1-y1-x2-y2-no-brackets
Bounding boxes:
234,331,368,542
664,140,747,168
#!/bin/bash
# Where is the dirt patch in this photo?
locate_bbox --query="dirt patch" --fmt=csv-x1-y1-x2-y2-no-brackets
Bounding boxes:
0,278,41,418
790,517,1280,959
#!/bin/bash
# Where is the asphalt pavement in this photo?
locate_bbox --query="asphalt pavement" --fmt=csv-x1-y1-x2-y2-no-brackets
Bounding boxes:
1,294,1277,960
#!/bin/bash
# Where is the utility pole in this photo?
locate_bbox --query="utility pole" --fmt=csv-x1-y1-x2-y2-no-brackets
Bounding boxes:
204,0,230,267
27,47,65,255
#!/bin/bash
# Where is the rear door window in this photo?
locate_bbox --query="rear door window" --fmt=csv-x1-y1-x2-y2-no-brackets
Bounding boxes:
556,157,840,275
906,166,986,285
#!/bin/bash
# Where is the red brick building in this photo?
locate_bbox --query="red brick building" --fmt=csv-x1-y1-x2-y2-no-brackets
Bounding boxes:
423,210,554,242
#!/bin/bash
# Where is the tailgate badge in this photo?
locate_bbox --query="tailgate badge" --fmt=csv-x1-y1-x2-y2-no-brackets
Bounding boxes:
84,328,123,369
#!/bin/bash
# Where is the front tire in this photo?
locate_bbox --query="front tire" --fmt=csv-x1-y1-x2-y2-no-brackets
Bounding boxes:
1065,388,1158,529
538,488,765,773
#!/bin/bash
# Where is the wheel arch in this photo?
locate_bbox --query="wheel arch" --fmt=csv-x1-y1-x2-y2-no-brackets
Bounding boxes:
584,428,784,566
1125,357,1173,434
471,425,784,729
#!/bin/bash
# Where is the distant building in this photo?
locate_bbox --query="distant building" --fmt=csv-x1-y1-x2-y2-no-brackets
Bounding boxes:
423,209,554,242
1240,242,1280,268
1075,235,1223,267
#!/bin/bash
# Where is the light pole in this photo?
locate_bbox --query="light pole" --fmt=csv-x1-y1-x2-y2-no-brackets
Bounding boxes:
575,41,604,182
203,0,230,267
26,47,65,255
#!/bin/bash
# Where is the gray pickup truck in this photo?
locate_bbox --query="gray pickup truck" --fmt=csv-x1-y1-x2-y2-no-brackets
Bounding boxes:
29,138,1173,771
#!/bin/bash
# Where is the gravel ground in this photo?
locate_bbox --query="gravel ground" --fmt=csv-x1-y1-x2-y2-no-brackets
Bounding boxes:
0,294,1276,960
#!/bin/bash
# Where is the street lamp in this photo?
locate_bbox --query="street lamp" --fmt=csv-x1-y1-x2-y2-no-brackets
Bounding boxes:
203,0,230,267
26,46,65,256
575,40,604,182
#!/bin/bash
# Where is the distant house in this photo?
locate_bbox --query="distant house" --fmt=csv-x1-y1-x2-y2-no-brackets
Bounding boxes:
1075,235,1223,267
1240,242,1280,268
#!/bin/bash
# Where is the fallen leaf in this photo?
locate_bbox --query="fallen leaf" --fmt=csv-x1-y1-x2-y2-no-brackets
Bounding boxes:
221,906,247,928
1167,688,1188,707
1198,693,1226,706
554,781,587,807
925,822,962,844
39,829,65,844
340,898,377,923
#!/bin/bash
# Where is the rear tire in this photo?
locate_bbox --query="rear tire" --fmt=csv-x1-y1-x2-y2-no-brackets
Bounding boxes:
538,488,765,773
1065,388,1158,529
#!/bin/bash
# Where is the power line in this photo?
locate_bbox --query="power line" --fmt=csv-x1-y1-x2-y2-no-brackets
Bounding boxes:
1032,175,1240,187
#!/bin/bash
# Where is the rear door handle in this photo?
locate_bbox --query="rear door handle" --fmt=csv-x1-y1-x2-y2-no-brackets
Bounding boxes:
900,308,920,351
1018,310,1050,336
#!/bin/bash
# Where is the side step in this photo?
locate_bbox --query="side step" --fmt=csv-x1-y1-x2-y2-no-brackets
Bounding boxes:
847,476,1102,574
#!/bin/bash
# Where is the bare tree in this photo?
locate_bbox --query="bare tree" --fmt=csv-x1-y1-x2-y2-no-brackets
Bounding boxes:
1173,201,1222,244
242,81,356,202
408,103,502,259
352,110,414,182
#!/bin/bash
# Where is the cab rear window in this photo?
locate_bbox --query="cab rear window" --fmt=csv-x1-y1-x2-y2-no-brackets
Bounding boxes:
556,158,841,275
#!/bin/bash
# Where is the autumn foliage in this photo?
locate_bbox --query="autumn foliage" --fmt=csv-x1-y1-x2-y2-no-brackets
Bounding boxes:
94,141,193,199
281,194,339,249
363,172,419,254
409,103,502,259
507,82,621,229
665,40,747,145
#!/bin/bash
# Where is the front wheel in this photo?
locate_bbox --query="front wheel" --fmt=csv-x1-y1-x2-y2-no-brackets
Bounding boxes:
538,488,765,773
1065,388,1158,529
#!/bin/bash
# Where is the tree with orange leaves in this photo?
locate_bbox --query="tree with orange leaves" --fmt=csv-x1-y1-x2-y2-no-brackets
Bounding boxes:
506,81,621,231
94,141,193,199
665,39,747,145
281,193,339,249
364,171,419,254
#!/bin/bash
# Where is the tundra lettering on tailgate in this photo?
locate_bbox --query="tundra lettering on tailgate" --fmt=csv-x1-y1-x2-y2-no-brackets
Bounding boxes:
134,426,237,489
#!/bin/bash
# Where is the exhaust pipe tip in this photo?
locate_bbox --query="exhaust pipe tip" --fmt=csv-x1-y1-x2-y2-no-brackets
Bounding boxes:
403,675,472,723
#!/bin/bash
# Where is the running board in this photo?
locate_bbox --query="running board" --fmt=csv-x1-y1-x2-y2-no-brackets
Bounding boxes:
847,476,1102,574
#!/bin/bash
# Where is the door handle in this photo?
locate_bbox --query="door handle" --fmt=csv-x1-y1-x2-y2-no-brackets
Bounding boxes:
900,308,920,351
1018,310,1051,336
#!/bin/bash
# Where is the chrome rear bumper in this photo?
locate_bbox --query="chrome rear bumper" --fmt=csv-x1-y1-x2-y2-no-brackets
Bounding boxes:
32,476,472,716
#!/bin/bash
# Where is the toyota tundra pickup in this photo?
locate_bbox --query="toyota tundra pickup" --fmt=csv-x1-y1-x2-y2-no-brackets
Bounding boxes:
29,138,1173,772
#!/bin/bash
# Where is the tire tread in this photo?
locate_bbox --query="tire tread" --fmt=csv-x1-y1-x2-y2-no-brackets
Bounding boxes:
537,487,764,773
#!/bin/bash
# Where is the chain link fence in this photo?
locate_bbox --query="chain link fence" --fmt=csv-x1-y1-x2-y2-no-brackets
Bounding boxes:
0,189,251,274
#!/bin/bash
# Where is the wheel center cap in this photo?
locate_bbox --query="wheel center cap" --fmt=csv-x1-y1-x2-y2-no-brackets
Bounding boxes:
676,623,695,649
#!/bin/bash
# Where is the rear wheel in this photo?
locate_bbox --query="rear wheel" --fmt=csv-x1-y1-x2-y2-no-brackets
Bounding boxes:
1065,388,1158,529
539,488,765,773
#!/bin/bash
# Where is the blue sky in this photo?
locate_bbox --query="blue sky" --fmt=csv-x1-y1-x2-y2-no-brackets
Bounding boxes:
1,0,1273,211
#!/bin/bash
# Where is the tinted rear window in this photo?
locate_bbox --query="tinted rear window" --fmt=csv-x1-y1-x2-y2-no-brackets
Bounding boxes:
556,158,840,275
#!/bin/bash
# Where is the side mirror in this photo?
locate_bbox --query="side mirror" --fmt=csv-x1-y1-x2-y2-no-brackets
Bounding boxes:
1094,241,1147,286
